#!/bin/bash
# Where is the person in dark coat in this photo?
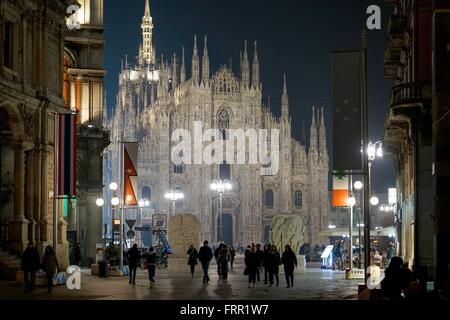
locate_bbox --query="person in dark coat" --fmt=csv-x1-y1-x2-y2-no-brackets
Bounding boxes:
268,245,281,287
217,244,230,280
381,256,414,300
74,242,82,266
281,245,297,288
255,244,263,282
229,246,236,270
214,243,223,278
126,244,140,284
41,245,59,293
187,244,199,277
198,240,213,284
245,246,259,288
145,247,157,287
262,244,271,284
21,241,41,293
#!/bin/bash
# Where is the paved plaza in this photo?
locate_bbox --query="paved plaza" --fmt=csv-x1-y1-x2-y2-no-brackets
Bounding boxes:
0,258,360,300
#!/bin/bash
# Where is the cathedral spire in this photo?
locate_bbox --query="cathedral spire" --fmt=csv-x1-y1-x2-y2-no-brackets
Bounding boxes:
192,35,200,85
319,107,328,163
202,36,210,85
172,53,178,89
140,0,155,65
180,46,186,83
309,106,318,155
281,74,289,119
252,41,260,89
145,0,150,16
241,40,250,88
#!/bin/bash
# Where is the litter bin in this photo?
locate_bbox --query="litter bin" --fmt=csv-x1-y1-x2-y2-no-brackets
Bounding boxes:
98,261,108,278
345,268,352,280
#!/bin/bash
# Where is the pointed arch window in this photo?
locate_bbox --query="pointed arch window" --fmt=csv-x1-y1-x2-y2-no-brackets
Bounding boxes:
294,190,303,208
264,189,274,208
142,186,151,201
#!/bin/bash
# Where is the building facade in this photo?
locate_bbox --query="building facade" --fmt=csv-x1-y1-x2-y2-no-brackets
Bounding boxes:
106,1,329,249
63,0,109,264
0,0,77,269
383,0,450,289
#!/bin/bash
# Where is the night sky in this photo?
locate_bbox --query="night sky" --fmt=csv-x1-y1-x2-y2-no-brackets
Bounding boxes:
104,0,396,194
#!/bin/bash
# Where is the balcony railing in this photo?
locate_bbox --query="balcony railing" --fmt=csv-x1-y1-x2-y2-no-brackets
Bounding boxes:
391,82,431,108
388,14,408,35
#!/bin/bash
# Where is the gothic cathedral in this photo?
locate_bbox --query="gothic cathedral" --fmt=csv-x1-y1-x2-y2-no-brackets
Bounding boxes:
105,0,329,249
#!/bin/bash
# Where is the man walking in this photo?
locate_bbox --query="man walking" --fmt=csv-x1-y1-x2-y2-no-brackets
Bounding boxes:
126,244,140,284
21,241,40,293
198,240,213,285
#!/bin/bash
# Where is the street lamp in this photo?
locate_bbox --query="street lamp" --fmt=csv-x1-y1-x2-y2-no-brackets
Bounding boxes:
370,195,380,206
354,181,363,191
164,189,184,216
210,179,232,243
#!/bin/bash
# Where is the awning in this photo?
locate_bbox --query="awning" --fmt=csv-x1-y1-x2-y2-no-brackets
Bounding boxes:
319,225,397,238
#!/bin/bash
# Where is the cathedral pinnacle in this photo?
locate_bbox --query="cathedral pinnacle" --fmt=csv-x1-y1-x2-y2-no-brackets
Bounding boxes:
281,74,289,118
252,41,260,89
241,40,250,88
192,35,200,85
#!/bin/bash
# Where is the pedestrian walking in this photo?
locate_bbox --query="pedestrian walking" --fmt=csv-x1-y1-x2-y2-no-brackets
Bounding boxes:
386,242,396,267
229,246,236,270
20,241,40,293
144,247,157,287
126,244,140,284
245,246,259,288
255,244,263,282
214,243,223,279
218,244,230,280
187,244,199,277
262,244,270,284
74,242,82,266
281,245,297,288
198,240,213,285
268,245,280,287
41,245,59,293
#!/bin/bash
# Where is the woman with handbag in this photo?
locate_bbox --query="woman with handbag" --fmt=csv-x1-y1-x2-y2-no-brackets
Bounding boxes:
41,245,59,293
186,244,199,278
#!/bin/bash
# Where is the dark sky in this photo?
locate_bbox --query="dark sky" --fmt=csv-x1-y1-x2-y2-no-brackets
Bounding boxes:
104,0,396,194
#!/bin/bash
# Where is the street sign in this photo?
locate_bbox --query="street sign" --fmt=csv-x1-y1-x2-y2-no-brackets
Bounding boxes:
126,219,136,229
135,226,150,232
127,230,136,239
152,229,167,235
152,214,167,230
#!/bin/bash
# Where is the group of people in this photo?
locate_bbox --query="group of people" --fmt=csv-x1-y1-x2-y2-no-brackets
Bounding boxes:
184,241,299,289
185,242,236,284
244,243,297,288
126,244,157,286
20,241,59,293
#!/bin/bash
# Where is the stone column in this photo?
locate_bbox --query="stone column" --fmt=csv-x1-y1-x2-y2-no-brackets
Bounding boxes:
39,150,50,243
33,149,42,244
25,150,36,243
8,141,28,254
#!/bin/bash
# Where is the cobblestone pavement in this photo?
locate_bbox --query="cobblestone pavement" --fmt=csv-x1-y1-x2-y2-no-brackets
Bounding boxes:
0,258,360,300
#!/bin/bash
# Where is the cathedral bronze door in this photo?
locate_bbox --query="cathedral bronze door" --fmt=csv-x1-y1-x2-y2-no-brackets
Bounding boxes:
217,213,233,246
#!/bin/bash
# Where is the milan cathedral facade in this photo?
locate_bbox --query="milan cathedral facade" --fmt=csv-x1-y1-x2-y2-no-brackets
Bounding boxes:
105,1,329,249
